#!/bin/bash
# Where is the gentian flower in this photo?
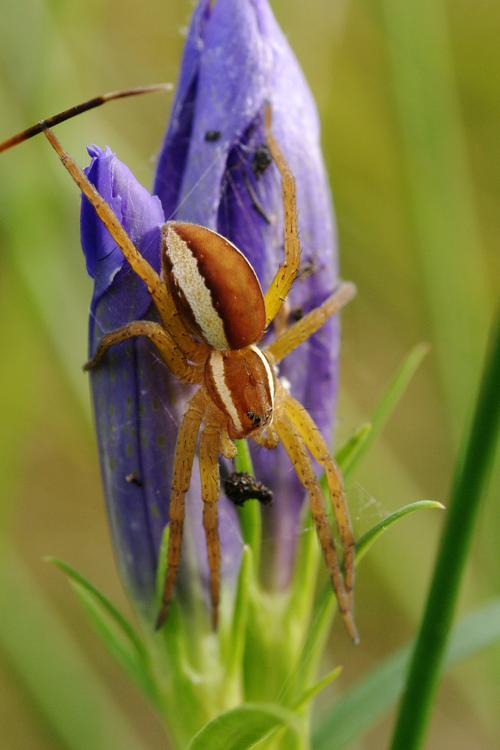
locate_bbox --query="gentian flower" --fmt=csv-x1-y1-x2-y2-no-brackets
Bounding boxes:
82,0,338,617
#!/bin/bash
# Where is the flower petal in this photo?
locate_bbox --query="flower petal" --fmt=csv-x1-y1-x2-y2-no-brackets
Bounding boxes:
155,0,339,585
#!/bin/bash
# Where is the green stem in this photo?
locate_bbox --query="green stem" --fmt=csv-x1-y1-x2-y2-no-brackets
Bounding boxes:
234,439,262,568
390,314,500,750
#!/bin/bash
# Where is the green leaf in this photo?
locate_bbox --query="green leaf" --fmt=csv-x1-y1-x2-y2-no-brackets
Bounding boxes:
355,500,445,564
187,702,301,750
47,557,156,703
345,343,429,477
292,666,342,711
312,597,500,750
335,422,372,479
0,549,148,750
291,500,444,696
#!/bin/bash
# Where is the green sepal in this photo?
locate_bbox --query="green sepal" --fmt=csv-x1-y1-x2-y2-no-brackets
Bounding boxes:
187,702,301,750
47,557,157,703
223,545,253,681
292,666,342,711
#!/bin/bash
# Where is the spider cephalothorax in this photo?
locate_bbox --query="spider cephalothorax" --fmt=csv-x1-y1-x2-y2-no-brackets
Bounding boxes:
2,100,358,642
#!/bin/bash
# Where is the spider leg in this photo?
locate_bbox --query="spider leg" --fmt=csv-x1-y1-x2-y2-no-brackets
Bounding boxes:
199,418,223,629
156,389,207,629
262,104,301,327
220,432,237,459
266,282,356,364
275,411,359,643
84,320,201,384
252,425,280,449
284,395,355,605
43,128,198,359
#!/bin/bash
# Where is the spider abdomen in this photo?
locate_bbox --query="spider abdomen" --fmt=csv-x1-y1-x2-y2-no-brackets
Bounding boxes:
162,222,266,350
205,346,275,439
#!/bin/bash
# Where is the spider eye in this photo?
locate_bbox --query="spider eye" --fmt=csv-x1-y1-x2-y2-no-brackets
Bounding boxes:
246,410,263,427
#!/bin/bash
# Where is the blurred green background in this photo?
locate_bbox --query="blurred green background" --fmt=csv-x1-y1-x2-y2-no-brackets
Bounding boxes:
0,0,498,748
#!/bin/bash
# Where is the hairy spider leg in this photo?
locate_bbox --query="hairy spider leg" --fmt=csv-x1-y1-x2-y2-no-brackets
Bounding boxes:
266,281,356,364
252,426,280,450
156,389,207,629
275,411,359,644
0,84,171,154
284,395,356,606
199,414,224,629
42,128,200,360
83,321,201,384
262,103,301,327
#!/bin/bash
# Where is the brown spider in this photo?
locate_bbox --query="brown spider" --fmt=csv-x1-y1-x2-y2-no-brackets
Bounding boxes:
0,93,358,642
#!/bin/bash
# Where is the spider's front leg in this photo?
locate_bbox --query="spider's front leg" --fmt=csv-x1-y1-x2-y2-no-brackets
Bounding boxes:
84,320,202,384
43,128,198,359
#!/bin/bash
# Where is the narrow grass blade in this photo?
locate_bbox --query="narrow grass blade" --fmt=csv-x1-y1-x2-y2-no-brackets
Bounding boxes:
312,598,500,750
345,343,428,477
389,317,500,750
48,557,156,702
355,500,445,564
335,422,372,480
0,550,147,750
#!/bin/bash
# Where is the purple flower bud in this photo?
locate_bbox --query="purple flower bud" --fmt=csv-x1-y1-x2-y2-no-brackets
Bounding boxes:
155,0,339,587
82,147,241,617
82,0,339,613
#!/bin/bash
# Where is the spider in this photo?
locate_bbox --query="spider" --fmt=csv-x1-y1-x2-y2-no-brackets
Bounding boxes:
0,90,359,643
